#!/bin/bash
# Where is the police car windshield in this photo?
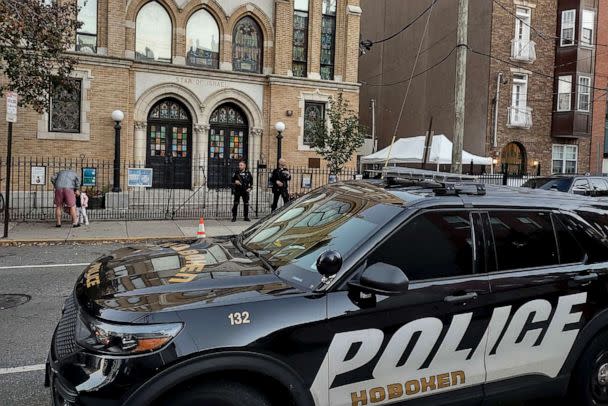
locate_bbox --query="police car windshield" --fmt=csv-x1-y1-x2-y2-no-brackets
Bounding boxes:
242,186,403,290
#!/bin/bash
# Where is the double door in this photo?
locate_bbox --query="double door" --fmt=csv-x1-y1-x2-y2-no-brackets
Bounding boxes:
147,123,192,189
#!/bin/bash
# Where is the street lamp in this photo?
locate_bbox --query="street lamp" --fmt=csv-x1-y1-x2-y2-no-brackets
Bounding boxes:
111,110,125,192
275,121,286,166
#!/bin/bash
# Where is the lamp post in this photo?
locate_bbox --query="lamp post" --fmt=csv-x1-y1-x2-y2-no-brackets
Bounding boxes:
111,110,124,192
275,121,286,166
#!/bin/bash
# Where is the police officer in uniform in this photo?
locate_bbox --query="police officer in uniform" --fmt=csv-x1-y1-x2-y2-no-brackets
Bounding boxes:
270,158,291,212
232,160,253,222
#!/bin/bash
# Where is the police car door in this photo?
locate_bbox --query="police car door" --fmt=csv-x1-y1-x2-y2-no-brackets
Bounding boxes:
314,209,491,406
483,209,590,397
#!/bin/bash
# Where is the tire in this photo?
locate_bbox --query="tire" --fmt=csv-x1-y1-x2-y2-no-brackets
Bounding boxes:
165,380,272,406
570,330,608,405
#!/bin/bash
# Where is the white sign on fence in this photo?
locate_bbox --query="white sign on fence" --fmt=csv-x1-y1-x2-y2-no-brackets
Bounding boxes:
31,166,46,185
6,92,17,123
128,168,153,188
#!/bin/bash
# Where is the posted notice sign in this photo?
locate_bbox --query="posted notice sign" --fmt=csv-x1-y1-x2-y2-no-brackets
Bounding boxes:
6,92,17,123
128,168,153,188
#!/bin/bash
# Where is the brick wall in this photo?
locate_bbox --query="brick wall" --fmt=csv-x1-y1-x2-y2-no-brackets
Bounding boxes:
486,0,559,175
591,2,608,174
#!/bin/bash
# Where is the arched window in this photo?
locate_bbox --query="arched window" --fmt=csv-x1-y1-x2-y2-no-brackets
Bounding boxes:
232,16,263,74
136,1,172,63
186,9,220,69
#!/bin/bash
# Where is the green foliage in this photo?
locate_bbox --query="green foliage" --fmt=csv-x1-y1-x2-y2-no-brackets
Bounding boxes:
309,93,366,175
0,0,82,113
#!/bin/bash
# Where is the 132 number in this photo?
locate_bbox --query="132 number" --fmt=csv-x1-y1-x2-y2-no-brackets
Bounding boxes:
228,311,251,325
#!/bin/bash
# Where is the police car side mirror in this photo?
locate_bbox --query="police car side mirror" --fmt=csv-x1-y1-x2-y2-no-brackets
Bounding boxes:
316,250,343,279
349,262,410,296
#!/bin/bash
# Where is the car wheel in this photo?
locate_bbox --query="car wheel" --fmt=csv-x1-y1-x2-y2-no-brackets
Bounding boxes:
166,380,272,406
571,331,608,405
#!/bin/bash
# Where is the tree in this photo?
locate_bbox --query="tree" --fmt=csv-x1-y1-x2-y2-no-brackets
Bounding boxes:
309,93,366,175
0,0,81,112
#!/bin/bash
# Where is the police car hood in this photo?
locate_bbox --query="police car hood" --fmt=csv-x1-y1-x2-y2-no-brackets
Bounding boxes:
75,237,296,317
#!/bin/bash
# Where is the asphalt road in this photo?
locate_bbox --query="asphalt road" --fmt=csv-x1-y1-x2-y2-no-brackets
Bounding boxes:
0,243,125,406
0,244,560,406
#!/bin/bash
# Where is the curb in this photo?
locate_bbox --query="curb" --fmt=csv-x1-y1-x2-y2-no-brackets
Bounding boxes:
0,236,194,246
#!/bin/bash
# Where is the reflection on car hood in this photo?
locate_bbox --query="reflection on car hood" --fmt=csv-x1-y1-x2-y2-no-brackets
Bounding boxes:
75,237,298,315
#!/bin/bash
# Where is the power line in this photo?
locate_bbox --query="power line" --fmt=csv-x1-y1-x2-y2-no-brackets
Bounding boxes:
492,0,608,48
362,44,459,87
468,46,608,93
384,0,436,169
360,0,439,52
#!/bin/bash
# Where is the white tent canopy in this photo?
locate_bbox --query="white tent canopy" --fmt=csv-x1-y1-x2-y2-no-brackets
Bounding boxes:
360,134,492,166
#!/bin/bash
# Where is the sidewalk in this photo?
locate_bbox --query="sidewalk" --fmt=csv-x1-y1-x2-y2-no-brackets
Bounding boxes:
0,219,252,244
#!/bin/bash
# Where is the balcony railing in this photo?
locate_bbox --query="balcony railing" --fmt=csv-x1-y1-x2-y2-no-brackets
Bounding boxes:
511,39,537,63
508,106,533,129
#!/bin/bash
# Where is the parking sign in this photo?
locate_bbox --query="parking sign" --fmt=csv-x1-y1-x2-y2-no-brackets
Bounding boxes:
6,92,17,123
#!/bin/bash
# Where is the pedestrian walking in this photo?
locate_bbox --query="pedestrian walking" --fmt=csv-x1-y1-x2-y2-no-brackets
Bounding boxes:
75,189,90,226
51,169,80,228
270,158,291,212
232,160,253,222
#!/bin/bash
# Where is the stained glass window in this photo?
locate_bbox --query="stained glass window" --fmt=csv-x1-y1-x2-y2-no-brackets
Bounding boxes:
321,0,337,80
293,0,309,78
303,102,325,145
209,128,225,159
76,0,97,53
233,17,263,74
172,127,188,158
149,125,165,157
50,79,81,133
136,1,172,63
149,100,189,121
229,130,246,159
186,9,220,68
209,105,246,125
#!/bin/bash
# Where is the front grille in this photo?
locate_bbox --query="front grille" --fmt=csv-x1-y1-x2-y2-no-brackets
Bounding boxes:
53,294,79,359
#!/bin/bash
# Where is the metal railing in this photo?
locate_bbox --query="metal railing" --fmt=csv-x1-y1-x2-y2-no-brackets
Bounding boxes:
507,106,533,129
0,157,358,222
511,39,536,63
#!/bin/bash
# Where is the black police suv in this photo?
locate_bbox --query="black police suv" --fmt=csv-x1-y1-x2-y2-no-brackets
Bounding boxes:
522,174,608,197
48,169,608,406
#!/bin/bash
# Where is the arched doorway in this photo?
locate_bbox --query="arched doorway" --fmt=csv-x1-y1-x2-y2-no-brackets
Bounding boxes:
501,142,526,176
146,98,193,189
208,103,249,188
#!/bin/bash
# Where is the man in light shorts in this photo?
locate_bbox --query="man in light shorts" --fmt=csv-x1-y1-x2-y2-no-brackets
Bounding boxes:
51,169,81,228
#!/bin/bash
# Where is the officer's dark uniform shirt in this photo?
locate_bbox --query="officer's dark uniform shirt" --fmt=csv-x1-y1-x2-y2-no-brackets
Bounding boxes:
232,170,253,192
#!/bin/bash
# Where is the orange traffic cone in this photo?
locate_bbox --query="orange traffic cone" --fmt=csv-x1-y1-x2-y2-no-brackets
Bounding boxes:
197,217,206,239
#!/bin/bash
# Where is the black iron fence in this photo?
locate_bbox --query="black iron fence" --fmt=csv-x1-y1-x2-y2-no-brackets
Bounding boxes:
0,157,359,222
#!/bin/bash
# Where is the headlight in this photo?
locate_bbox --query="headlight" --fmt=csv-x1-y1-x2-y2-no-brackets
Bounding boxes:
75,313,183,355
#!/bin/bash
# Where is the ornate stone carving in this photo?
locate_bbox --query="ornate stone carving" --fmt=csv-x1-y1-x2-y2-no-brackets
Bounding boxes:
134,121,147,130
194,124,210,134
250,128,263,137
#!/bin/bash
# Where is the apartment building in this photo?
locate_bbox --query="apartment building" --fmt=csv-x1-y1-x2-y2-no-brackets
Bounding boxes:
359,0,600,175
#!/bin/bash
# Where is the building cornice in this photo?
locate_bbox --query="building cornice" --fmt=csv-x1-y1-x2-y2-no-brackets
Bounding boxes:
268,75,361,92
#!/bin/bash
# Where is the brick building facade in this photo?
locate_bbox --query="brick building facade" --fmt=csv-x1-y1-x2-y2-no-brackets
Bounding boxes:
0,0,362,189
360,0,600,176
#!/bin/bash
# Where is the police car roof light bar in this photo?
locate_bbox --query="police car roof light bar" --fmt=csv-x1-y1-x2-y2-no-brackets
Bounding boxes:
382,167,478,184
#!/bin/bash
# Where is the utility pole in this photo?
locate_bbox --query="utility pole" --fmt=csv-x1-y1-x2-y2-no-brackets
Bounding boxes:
370,99,377,153
451,0,468,174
